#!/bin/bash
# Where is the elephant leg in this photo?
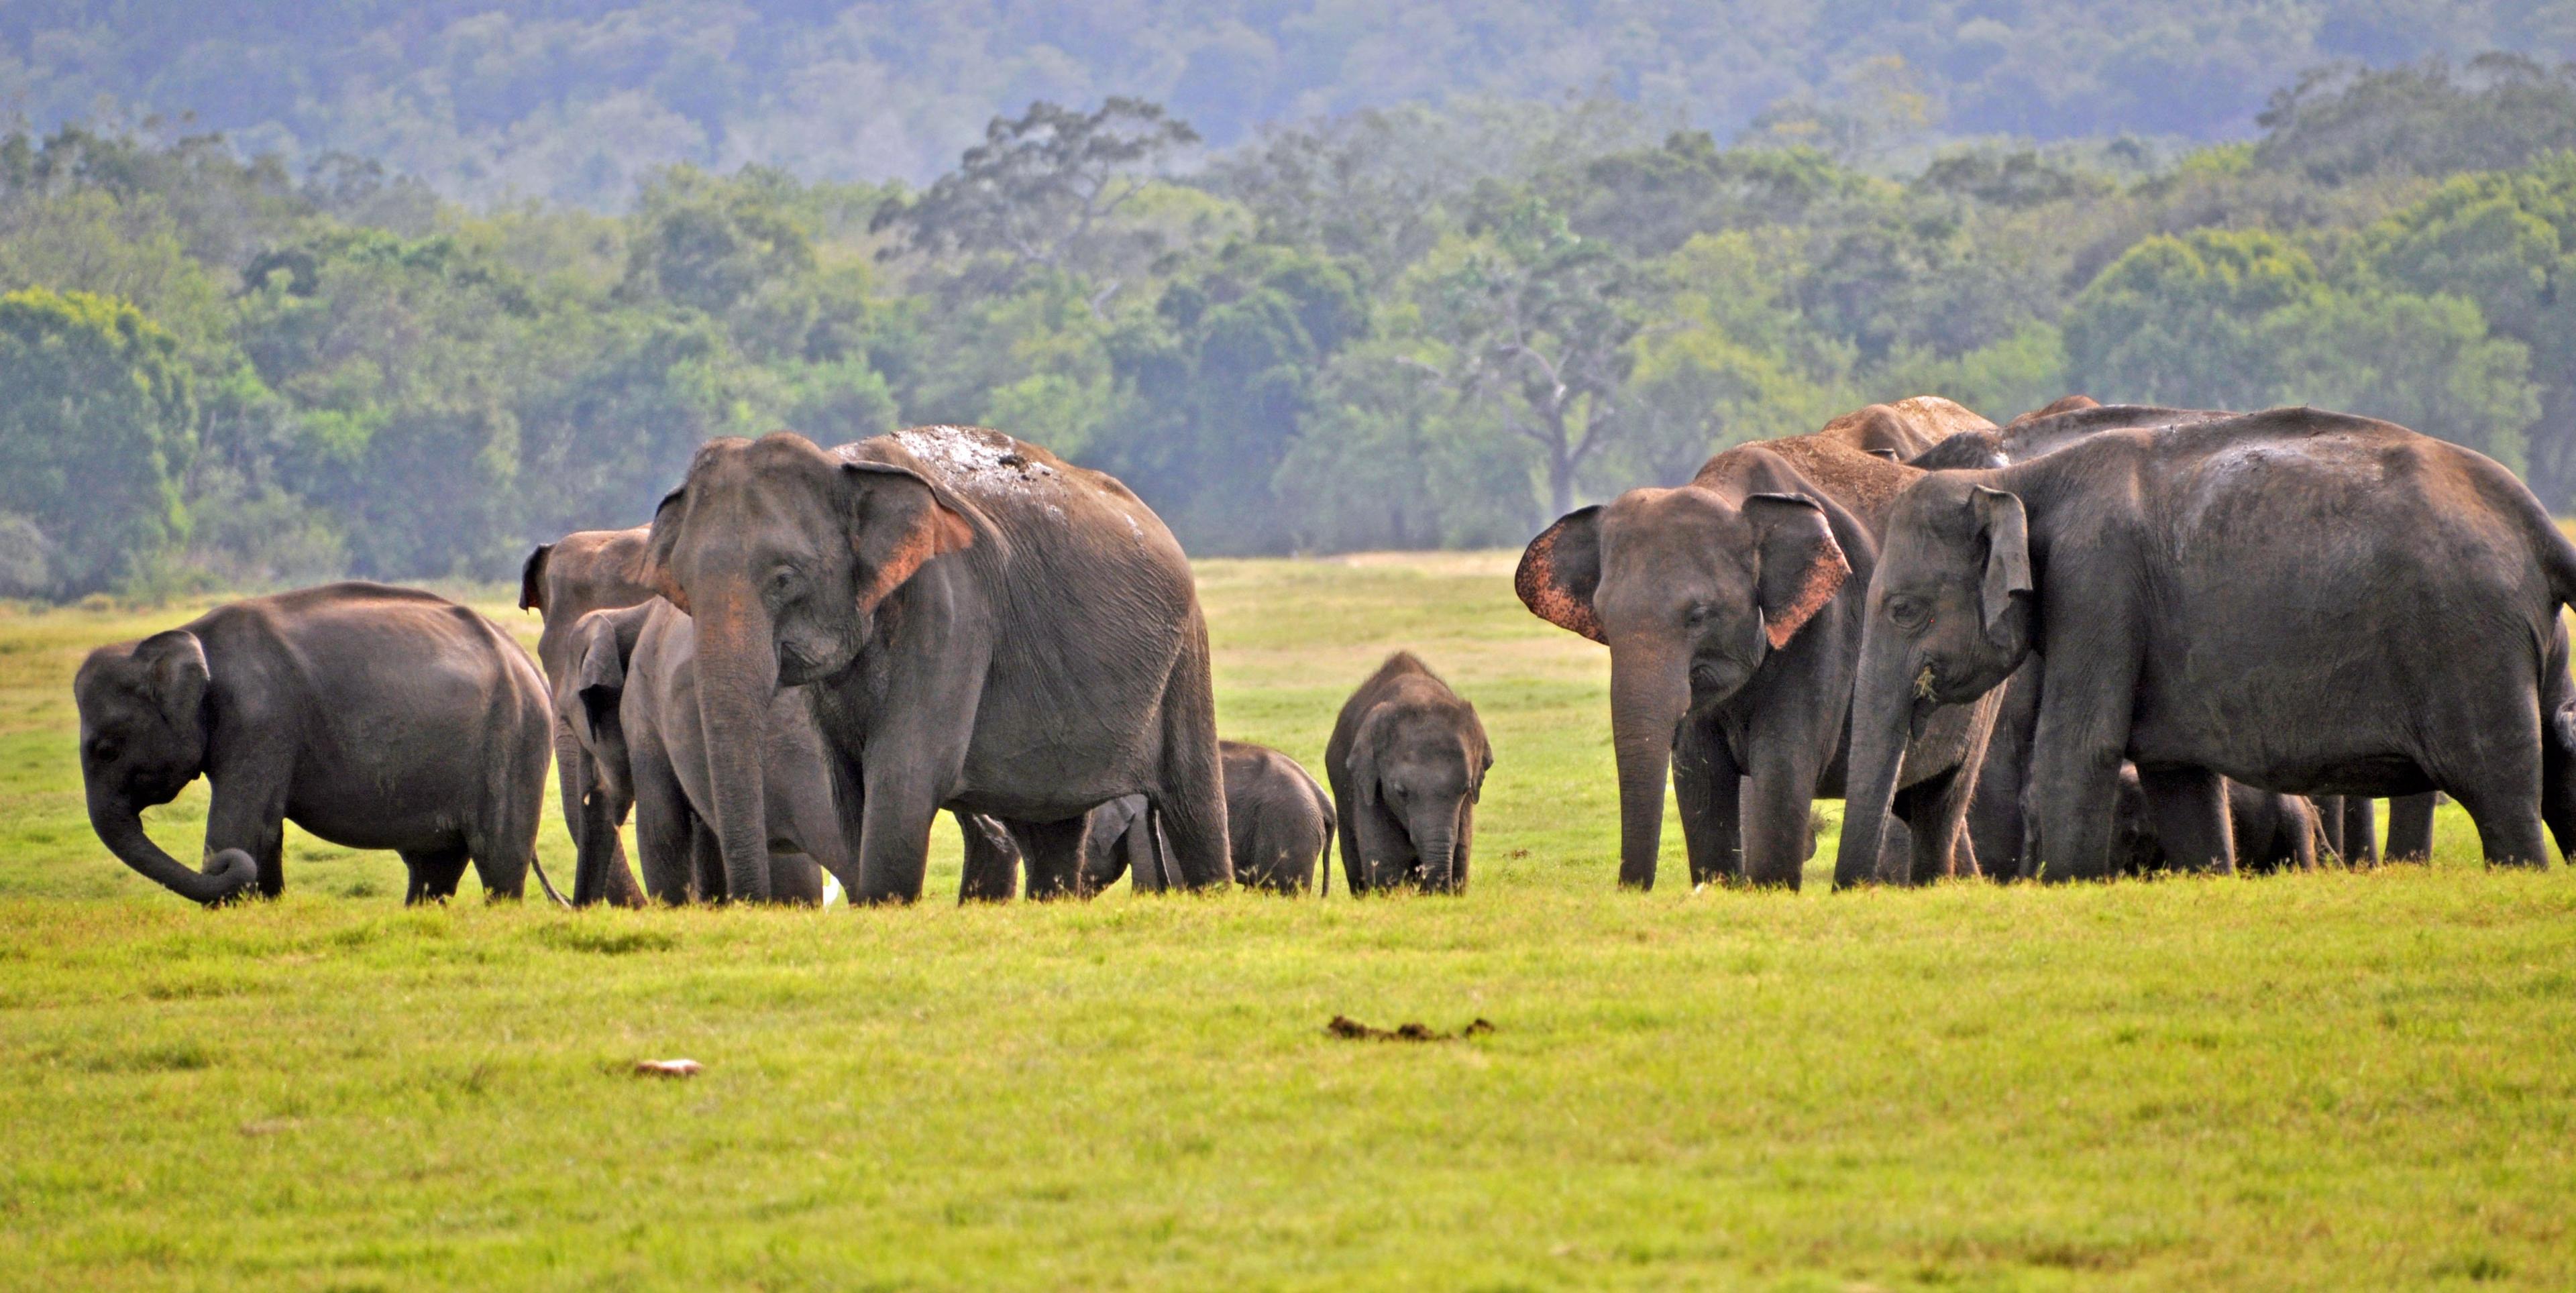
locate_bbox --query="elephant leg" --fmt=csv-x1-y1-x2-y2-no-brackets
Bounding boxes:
1900,765,1978,885
2445,760,2549,869
849,756,947,904
2023,640,2141,881
1446,799,1477,894
2312,795,2345,862
2386,792,2438,863
2340,797,2379,866
1966,665,2037,881
768,850,825,905
402,846,472,904
627,748,697,904
1009,817,1090,901
1673,715,1742,887
1120,811,1166,892
689,818,727,903
2137,767,2234,875
956,811,1020,902
198,767,292,899
1739,756,1821,890
558,728,643,907
1148,641,1232,889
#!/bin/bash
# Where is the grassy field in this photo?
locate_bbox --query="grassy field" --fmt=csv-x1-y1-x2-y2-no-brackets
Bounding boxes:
1,554,2570,1290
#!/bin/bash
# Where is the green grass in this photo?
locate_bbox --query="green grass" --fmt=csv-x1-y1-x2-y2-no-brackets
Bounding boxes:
1,555,2571,1290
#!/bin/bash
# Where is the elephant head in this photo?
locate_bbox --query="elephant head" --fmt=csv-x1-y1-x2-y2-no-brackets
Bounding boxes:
1517,488,1849,886
1348,704,1490,893
1833,475,2033,889
71,630,258,905
643,433,976,901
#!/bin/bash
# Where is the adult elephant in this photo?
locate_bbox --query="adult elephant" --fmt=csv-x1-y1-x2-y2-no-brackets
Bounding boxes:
1908,399,2441,877
1818,396,2000,461
525,526,1021,903
1837,408,2576,886
643,427,1230,903
1517,400,2002,889
73,583,564,906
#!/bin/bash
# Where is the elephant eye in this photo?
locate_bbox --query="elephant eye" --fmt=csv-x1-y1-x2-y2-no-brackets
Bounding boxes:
87,738,119,763
1684,603,1713,626
1885,596,1928,630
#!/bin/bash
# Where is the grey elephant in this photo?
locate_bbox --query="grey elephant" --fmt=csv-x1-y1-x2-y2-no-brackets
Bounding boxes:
2114,766,2320,875
1837,407,2576,885
557,600,830,904
1326,654,1489,894
643,427,1231,903
1087,741,1336,895
73,583,564,906
1516,399,2001,890
1907,398,2440,877
525,526,1020,903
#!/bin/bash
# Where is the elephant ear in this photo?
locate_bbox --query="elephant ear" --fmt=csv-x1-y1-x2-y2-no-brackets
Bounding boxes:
133,630,209,735
568,612,632,748
1516,506,1605,642
1743,494,1850,649
1348,707,1390,814
642,486,692,614
1972,486,2034,643
518,543,552,613
839,461,975,612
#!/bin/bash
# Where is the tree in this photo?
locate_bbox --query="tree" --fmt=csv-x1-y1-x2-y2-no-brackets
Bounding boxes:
871,99,1199,284
621,165,816,316
2061,228,2326,408
0,289,195,596
1415,198,1643,518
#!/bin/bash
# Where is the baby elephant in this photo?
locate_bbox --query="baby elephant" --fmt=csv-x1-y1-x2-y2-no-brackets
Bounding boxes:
1080,741,1336,895
72,582,562,906
2112,765,2319,876
1328,653,1491,894
560,601,831,904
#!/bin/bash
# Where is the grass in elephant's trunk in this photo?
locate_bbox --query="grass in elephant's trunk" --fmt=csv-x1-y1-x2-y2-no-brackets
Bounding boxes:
0,557,2569,1290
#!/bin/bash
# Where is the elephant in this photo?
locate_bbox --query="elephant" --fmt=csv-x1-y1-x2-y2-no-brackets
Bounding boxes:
1515,398,2002,890
1326,653,1490,894
525,526,1021,904
521,527,654,906
73,582,564,906
1836,406,2576,887
1906,400,2443,879
1086,741,1336,895
642,427,1231,903
557,600,830,904
1817,395,2000,461
2114,766,2320,875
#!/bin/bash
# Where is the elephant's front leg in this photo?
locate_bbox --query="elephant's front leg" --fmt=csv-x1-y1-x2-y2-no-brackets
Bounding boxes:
2138,767,2235,875
1739,755,1823,890
1008,817,1089,900
201,768,292,898
1672,716,1742,887
2387,792,2438,862
850,759,948,905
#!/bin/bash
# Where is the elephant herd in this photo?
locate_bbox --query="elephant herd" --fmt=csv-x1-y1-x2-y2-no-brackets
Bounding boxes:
1519,394,2576,887
70,396,2576,908
71,426,1485,907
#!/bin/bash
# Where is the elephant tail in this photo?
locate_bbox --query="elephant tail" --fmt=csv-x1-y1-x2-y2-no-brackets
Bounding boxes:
529,850,572,908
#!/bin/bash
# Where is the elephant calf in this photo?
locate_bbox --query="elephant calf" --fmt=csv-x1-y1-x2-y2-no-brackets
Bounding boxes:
2114,767,2319,875
72,582,561,906
559,601,831,904
1327,653,1491,894
1083,742,1336,895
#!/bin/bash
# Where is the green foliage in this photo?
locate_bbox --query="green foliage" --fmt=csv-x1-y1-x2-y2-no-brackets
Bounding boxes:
0,288,193,597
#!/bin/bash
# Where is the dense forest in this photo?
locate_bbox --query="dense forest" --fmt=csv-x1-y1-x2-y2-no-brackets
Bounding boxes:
3,47,2576,598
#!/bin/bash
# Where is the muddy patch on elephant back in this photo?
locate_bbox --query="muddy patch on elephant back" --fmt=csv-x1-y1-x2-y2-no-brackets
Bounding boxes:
1326,1015,1495,1042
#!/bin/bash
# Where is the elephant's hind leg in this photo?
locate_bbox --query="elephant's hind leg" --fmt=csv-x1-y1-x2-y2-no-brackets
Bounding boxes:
1148,633,1232,890
1008,817,1090,900
403,846,472,904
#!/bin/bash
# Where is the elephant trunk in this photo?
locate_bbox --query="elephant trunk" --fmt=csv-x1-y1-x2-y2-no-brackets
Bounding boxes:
1409,801,1460,894
1833,620,1915,890
1608,638,1693,889
692,593,777,903
89,789,256,906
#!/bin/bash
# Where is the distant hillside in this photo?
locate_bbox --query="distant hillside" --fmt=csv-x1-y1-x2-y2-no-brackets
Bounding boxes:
4,1,2571,207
